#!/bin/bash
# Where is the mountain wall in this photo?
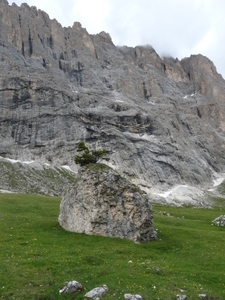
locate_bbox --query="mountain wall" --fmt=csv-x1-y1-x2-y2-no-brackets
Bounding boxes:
1,0,225,197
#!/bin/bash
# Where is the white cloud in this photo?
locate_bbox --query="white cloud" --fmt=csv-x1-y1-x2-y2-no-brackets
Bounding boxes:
71,0,111,32
193,30,215,54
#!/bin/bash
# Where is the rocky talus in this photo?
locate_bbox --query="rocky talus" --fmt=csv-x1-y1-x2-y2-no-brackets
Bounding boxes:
1,0,225,199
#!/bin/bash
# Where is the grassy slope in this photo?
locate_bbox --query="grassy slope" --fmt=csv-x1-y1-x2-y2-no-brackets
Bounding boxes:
0,160,77,196
0,193,225,300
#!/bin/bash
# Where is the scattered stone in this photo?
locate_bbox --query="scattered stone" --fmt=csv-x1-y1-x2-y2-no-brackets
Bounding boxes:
124,294,143,300
199,294,207,299
84,284,109,299
212,215,225,226
59,280,84,294
176,295,187,300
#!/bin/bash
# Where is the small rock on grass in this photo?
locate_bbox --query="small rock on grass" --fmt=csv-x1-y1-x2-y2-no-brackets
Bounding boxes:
84,284,109,299
176,295,187,300
124,294,143,300
59,280,84,294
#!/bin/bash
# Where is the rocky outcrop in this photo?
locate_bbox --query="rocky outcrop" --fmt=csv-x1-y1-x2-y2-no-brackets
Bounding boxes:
1,1,225,200
58,164,157,242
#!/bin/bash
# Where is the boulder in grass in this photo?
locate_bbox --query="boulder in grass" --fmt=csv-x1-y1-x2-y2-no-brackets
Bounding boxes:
59,164,157,243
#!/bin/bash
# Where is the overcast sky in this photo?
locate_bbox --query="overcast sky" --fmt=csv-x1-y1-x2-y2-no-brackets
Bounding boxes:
8,0,225,78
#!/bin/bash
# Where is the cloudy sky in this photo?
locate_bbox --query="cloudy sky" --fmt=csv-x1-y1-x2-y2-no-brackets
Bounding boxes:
8,0,225,78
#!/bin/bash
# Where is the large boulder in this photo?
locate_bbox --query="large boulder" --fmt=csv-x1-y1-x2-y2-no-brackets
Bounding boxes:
58,164,157,242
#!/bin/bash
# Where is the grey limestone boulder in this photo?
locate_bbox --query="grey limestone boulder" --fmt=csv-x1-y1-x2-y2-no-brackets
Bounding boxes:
58,164,157,242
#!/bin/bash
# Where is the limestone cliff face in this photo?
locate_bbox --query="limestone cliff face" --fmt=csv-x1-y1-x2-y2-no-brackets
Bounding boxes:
58,164,157,242
1,1,225,195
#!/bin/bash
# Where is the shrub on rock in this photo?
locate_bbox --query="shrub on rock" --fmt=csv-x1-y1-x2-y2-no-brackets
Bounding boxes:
75,142,109,166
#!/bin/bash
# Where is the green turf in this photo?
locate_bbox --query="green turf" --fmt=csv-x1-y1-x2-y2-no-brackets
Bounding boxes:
0,193,224,299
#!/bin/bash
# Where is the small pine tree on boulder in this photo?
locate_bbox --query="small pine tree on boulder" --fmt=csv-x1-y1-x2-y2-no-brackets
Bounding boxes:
75,142,109,166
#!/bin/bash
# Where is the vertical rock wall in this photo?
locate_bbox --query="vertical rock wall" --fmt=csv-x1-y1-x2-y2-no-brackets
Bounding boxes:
1,1,225,195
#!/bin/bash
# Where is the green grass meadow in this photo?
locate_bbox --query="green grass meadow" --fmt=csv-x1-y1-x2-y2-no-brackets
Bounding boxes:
0,193,225,300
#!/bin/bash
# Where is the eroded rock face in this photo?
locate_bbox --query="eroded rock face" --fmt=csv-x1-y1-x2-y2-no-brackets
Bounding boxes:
1,1,225,197
58,164,157,242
